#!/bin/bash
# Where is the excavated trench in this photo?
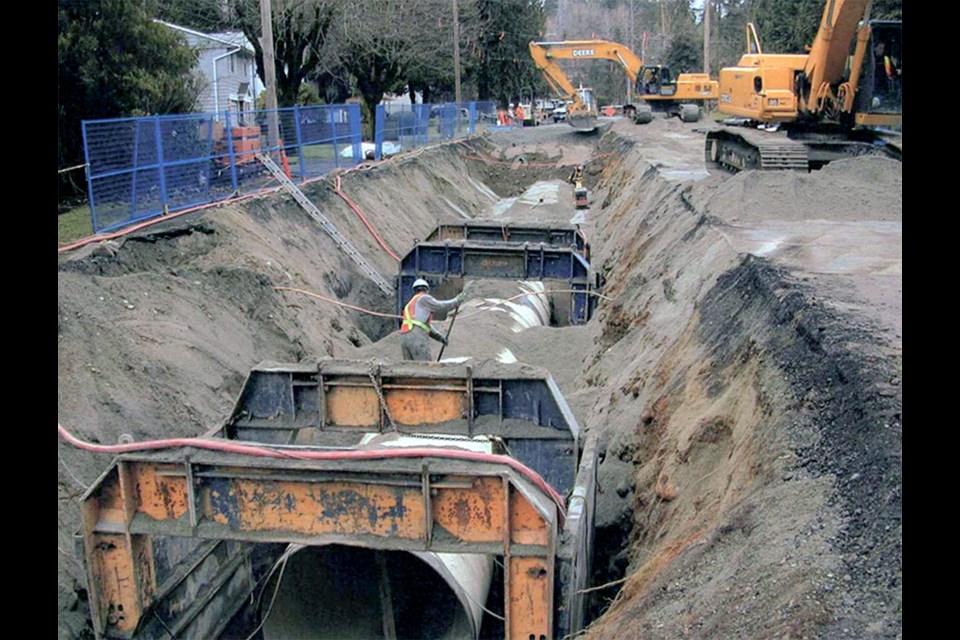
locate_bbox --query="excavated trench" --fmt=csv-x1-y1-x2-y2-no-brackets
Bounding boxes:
58,124,901,639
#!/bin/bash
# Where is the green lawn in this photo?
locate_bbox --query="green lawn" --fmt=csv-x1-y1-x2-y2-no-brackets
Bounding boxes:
298,144,336,160
58,204,94,245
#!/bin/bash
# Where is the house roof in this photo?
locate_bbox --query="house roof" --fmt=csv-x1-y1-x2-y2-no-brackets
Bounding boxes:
154,20,255,54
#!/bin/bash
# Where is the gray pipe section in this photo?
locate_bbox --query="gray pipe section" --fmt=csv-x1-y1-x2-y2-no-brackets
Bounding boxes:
261,545,493,640
410,551,494,638
467,280,552,332
261,434,495,639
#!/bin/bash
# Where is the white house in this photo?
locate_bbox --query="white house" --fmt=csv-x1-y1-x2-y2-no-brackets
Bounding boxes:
156,20,264,120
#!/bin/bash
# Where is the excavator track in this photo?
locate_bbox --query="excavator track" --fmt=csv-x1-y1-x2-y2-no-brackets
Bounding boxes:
705,128,809,172
704,126,903,174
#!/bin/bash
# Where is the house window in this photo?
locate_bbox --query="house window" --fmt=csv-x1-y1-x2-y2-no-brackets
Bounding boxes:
230,55,235,73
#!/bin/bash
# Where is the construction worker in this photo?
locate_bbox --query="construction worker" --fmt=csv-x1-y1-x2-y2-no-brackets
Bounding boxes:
400,279,470,361
872,40,900,104
514,103,525,127
569,164,585,186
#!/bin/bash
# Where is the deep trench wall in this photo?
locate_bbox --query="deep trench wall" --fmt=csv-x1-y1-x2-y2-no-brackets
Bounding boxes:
580,134,900,638
56,141,501,637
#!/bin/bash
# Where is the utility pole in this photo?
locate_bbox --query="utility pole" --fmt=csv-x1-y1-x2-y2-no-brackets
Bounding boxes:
703,0,711,76
627,0,635,103
260,0,280,158
453,0,462,106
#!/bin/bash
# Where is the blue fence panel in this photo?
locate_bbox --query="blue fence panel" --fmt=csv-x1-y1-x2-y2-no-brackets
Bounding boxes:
84,118,163,231
348,105,363,164
292,104,363,175
84,101,392,233
158,114,235,216
412,104,431,147
475,101,497,128
374,102,481,159
374,105,386,161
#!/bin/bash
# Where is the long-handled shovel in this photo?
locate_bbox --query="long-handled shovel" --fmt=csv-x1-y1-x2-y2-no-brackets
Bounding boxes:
436,307,459,362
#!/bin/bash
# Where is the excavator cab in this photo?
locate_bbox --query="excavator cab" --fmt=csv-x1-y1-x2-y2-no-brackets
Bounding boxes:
636,65,676,98
855,20,902,123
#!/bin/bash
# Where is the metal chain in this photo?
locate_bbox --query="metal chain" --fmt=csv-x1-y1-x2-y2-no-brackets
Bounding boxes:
367,364,397,431
394,430,481,444
364,363,511,454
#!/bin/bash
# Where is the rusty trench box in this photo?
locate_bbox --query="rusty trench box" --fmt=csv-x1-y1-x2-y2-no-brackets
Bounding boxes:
79,359,599,640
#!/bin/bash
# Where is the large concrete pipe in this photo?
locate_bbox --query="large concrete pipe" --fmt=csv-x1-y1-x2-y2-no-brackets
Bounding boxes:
261,434,496,640
465,280,552,332
261,545,494,640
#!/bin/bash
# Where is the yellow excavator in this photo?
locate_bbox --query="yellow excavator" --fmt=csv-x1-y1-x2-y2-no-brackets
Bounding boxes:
705,0,901,172
529,40,718,131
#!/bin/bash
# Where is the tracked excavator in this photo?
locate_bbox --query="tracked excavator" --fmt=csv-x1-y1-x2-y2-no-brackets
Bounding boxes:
705,0,902,172
529,40,718,131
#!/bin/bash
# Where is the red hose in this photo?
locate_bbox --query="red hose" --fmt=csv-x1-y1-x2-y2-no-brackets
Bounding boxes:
58,422,566,519
58,190,269,254
333,176,401,262
461,151,613,169
462,154,558,168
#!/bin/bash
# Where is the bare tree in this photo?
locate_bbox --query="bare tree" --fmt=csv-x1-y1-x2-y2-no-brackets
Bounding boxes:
337,0,475,137
233,0,339,107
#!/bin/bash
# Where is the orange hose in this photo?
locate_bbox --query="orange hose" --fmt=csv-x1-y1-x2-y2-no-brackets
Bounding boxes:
58,190,272,254
274,286,401,319
57,422,566,518
333,176,401,261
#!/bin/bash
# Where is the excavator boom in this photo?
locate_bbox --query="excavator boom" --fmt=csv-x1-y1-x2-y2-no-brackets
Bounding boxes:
529,40,642,130
529,40,718,128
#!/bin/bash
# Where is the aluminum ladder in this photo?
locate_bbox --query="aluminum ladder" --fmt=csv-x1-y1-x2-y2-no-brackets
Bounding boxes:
257,154,394,295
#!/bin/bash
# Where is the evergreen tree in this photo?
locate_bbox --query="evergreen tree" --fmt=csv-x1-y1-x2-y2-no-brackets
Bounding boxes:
58,0,201,198
476,0,548,106
666,30,701,73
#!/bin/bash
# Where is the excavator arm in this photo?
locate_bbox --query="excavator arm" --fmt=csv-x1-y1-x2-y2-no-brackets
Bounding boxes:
529,40,643,86
801,0,874,114
529,40,643,125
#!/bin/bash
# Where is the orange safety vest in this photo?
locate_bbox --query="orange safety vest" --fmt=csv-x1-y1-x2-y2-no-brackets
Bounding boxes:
400,292,433,333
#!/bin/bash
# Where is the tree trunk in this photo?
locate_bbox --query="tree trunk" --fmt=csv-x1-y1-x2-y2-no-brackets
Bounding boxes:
360,89,385,141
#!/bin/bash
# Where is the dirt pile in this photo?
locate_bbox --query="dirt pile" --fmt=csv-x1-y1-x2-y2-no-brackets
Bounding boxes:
572,132,901,638
690,155,902,223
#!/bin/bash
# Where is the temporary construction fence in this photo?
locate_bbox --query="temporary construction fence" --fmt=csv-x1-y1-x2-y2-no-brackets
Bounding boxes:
373,101,496,160
82,104,362,233
82,101,497,234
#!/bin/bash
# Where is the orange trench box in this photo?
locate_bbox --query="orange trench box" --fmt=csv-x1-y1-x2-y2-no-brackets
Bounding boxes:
79,359,598,640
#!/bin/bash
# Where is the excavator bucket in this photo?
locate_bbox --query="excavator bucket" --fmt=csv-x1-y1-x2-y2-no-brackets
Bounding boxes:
566,112,598,132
